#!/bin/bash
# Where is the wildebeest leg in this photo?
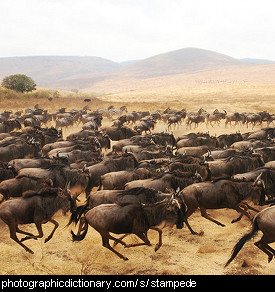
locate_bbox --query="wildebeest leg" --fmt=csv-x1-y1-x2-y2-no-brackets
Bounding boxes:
231,204,252,223
150,227,162,251
16,226,37,238
113,233,129,247
9,223,34,254
125,232,151,249
21,222,44,242
44,219,59,243
108,234,127,247
184,218,200,235
254,236,275,263
200,207,225,226
184,205,201,235
100,232,128,260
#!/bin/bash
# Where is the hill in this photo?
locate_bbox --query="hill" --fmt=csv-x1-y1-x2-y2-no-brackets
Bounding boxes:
115,47,242,78
47,47,245,89
1,48,275,93
0,56,120,86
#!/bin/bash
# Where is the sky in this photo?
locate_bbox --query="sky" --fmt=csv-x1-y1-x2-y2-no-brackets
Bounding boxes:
1,0,275,62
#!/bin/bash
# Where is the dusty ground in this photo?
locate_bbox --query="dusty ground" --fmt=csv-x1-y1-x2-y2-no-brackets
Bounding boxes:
0,96,274,275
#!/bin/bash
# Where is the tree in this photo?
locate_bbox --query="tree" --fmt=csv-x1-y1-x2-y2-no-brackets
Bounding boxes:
1,74,36,93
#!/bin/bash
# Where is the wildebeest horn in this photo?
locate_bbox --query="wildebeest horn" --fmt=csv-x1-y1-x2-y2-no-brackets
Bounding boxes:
254,172,263,182
65,181,71,190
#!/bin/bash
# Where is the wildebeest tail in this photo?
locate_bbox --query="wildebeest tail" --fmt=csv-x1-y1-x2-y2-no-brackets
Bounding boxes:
225,218,259,267
71,220,88,242
67,200,89,226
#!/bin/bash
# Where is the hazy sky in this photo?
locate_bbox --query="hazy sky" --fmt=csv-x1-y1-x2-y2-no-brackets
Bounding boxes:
1,0,275,62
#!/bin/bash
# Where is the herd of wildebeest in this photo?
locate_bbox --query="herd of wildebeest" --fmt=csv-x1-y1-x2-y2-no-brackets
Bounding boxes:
0,104,274,267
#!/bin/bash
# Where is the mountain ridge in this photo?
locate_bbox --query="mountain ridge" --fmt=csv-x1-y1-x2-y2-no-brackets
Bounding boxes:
0,47,274,90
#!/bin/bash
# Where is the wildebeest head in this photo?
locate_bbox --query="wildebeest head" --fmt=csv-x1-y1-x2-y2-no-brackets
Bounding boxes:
166,189,186,229
122,150,139,168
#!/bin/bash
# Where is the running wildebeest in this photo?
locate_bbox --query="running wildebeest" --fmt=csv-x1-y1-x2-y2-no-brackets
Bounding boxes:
180,174,265,235
225,205,275,266
0,186,75,254
71,193,185,260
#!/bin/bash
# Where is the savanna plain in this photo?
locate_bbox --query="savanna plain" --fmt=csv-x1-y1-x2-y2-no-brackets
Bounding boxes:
0,82,274,275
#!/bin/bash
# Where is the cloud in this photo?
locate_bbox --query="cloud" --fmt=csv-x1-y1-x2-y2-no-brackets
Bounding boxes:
1,0,275,61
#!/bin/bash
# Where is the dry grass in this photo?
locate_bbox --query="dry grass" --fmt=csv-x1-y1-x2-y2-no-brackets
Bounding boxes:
0,86,274,275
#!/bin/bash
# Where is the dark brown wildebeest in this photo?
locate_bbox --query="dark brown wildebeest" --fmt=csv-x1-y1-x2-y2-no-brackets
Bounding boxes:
71,187,174,227
0,136,41,162
176,145,209,157
167,112,185,130
225,205,275,266
206,154,265,178
134,117,156,134
0,161,17,182
101,124,137,141
124,171,202,192
18,164,90,198
100,168,152,190
8,157,64,173
231,167,275,198
176,135,217,148
85,152,139,194
180,176,265,235
168,161,210,181
0,175,53,202
216,132,243,148
0,186,75,254
71,192,185,260
0,120,21,133
254,147,275,163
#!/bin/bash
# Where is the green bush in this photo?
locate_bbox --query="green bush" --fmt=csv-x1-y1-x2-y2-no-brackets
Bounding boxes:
1,74,36,93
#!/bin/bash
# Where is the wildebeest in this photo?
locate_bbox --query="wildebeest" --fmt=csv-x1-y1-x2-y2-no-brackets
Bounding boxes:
176,145,209,157
134,117,156,134
100,168,152,190
168,161,210,181
225,112,245,127
71,192,185,260
101,124,137,141
69,187,176,237
225,205,275,266
85,152,139,194
18,164,90,197
0,186,75,254
186,113,205,128
180,176,265,235
124,171,202,192
0,161,17,182
216,132,243,148
8,157,64,173
231,167,275,198
0,175,53,202
206,110,227,127
206,154,265,178
176,135,217,148
0,120,21,133
0,136,41,162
